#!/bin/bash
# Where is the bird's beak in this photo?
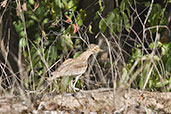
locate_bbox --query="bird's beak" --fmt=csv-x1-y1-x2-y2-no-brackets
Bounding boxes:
99,48,104,52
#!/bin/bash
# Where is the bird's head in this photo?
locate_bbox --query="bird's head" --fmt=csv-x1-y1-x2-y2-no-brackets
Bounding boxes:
88,44,103,54
77,44,103,61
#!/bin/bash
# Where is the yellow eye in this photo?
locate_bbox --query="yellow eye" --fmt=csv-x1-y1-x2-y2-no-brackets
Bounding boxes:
89,44,103,53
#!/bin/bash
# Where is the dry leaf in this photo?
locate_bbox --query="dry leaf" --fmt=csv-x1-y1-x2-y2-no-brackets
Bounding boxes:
65,15,71,23
73,24,78,34
22,2,27,11
33,1,39,12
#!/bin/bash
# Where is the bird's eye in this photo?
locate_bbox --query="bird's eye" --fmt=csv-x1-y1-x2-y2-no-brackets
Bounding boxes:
94,46,99,51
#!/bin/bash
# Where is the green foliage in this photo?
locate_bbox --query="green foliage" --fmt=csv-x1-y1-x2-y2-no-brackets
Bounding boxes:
123,42,171,91
99,9,120,33
99,0,132,34
161,43,171,73
11,0,86,91
99,0,104,12
13,20,24,37
10,0,170,93
29,0,35,5
19,38,27,47
145,2,166,32
98,0,170,91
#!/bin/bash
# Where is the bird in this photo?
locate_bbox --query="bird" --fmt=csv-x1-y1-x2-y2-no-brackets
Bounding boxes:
48,44,102,91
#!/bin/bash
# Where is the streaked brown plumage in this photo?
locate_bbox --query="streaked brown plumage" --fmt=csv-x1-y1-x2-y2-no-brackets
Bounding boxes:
48,44,102,81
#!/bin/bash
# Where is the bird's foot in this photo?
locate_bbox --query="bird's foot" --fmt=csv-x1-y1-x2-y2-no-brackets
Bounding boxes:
70,81,80,92
72,86,80,92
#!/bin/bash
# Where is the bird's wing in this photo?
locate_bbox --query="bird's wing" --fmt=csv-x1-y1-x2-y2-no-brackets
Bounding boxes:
50,51,91,79
70,61,88,75
56,58,73,71
73,61,87,68
54,61,88,77
50,59,73,77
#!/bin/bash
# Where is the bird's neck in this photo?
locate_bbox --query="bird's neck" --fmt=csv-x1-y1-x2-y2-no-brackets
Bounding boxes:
78,50,93,61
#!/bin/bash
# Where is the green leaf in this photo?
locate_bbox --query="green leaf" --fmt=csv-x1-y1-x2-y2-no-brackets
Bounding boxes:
106,12,115,24
139,74,144,89
121,12,130,32
161,43,171,56
132,48,142,60
42,18,49,25
149,41,162,49
55,0,64,8
30,15,38,21
115,11,120,32
126,8,131,17
73,51,81,58
120,0,125,12
99,0,104,12
76,14,83,26
41,30,48,40
144,2,150,7
88,24,94,34
153,55,160,61
67,0,74,9
29,0,34,5
166,57,171,72
19,38,27,47
121,68,128,84
19,31,24,37
99,19,107,33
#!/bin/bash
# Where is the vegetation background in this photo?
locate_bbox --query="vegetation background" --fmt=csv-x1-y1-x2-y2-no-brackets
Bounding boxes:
0,0,171,95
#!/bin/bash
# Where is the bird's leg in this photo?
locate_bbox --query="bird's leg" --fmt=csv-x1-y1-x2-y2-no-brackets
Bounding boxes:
71,75,81,92
73,75,81,87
